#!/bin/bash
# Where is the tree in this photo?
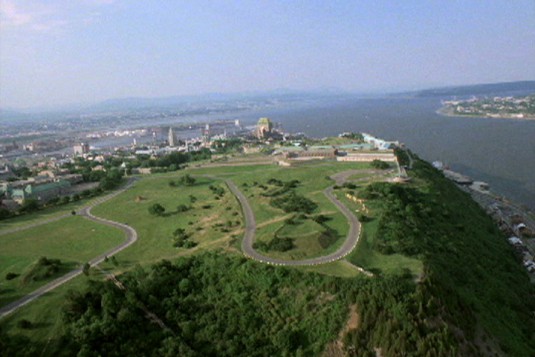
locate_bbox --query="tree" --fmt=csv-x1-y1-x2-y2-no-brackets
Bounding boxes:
148,203,166,216
371,159,390,170
82,262,91,276
176,204,190,213
179,174,196,186
19,198,40,213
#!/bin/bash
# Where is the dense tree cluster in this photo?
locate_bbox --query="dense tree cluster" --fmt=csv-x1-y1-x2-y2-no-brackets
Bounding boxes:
370,159,390,170
60,253,347,356
2,154,534,356
352,152,535,356
271,192,317,214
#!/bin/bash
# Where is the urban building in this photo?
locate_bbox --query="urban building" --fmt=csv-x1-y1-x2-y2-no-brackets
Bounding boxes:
256,117,274,139
73,143,90,156
168,127,176,147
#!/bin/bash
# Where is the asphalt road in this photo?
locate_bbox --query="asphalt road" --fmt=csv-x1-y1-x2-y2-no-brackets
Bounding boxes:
226,175,362,266
0,179,138,319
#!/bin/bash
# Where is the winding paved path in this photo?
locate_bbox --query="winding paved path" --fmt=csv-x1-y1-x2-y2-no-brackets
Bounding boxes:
0,179,138,318
226,173,362,266
1,170,369,318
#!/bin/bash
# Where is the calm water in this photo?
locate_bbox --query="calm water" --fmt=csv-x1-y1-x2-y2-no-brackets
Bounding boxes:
240,97,535,211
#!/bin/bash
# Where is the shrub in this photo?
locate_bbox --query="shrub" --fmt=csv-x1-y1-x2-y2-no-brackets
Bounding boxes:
17,319,33,329
271,192,317,214
176,204,190,213
148,203,166,216
5,272,19,280
371,159,390,170
268,237,294,252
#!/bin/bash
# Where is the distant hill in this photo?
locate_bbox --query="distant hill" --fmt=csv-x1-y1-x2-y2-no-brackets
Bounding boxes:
89,89,348,112
411,80,535,98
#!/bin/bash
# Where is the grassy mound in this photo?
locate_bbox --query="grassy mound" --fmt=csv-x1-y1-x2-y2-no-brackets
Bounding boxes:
21,257,63,285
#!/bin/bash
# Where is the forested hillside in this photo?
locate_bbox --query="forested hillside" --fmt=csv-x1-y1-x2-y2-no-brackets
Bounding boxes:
1,155,534,356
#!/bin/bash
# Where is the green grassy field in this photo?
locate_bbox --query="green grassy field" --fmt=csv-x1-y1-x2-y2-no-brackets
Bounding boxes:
0,215,124,307
335,182,423,277
207,161,372,260
91,174,244,266
0,160,393,350
0,200,89,233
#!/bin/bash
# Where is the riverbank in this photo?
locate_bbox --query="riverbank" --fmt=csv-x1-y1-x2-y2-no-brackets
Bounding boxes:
437,106,535,120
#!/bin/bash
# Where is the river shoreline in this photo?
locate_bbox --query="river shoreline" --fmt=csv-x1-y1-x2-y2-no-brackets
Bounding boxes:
436,107,535,120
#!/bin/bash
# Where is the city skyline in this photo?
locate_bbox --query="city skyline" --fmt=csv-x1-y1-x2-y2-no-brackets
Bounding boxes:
1,0,535,109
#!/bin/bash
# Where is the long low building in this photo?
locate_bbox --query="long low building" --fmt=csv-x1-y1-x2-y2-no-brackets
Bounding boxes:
284,148,338,159
1,180,72,204
336,152,397,162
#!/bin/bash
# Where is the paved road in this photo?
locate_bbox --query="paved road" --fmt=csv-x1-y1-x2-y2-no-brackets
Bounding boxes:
0,179,138,319
226,176,362,266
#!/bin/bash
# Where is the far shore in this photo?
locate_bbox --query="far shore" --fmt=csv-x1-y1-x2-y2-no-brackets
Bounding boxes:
436,107,535,120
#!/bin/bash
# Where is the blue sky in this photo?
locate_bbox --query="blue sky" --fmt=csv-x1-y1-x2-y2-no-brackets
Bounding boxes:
1,0,534,108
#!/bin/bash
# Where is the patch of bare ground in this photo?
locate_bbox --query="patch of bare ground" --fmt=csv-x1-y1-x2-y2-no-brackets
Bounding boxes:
323,304,359,357
374,347,384,357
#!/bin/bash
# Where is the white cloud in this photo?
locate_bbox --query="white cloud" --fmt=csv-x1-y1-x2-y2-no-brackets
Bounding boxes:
1,0,118,33
0,0,33,26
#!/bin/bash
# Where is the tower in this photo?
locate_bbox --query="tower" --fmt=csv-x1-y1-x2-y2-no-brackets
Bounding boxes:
202,124,211,144
168,127,176,147
256,117,273,139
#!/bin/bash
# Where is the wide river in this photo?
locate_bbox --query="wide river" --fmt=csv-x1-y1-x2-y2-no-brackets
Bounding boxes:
236,97,535,211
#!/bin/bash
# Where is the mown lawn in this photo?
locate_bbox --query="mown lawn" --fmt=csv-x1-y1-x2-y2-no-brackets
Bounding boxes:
0,215,124,307
339,189,423,277
91,174,244,266
0,200,89,233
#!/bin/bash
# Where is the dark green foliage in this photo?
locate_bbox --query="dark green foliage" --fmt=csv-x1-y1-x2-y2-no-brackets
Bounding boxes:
211,138,243,153
111,256,118,267
82,263,90,276
5,272,19,280
19,198,40,213
262,179,300,197
359,155,535,356
370,159,390,170
176,204,190,213
62,253,346,357
21,257,62,284
0,207,14,220
312,214,331,224
172,228,196,248
342,182,357,189
208,184,225,196
99,168,124,190
318,229,338,249
271,192,317,214
345,274,460,356
268,237,295,252
148,203,165,216
254,236,295,252
178,174,196,186
340,132,364,141
16,319,33,330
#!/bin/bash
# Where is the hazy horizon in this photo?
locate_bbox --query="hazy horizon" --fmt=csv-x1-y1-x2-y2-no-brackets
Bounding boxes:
1,1,534,109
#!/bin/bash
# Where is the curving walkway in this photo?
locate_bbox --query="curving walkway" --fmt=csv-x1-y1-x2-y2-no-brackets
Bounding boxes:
226,172,362,266
1,170,370,318
0,179,138,318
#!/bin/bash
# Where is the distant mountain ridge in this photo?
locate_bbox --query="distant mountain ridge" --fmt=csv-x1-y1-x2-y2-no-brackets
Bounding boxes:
411,80,535,98
90,88,348,112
